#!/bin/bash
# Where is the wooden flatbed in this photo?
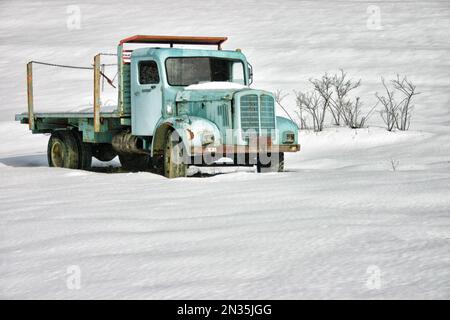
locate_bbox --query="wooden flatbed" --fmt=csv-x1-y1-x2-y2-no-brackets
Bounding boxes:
15,111,127,121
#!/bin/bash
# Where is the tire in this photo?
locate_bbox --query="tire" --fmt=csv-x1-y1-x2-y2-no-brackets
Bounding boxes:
47,131,79,169
71,131,92,170
163,130,187,178
257,152,284,173
151,153,164,176
119,153,151,172
92,143,117,162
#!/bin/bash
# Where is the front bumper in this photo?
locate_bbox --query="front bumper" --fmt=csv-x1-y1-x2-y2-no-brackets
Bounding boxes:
191,144,300,155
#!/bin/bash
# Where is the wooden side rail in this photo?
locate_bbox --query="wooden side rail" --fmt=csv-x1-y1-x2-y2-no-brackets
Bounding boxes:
25,57,104,132
93,54,101,133
26,62,34,130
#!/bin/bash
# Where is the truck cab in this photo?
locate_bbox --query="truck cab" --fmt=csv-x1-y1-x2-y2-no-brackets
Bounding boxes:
16,35,300,178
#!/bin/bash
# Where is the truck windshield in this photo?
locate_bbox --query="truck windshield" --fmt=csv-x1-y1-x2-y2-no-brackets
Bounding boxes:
165,57,245,86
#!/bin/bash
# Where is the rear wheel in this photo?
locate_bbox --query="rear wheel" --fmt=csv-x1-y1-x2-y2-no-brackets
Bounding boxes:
71,131,92,170
257,152,284,173
47,131,79,169
119,153,151,172
163,130,187,178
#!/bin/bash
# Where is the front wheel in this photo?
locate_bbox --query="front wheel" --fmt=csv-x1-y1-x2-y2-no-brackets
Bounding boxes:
257,152,284,173
163,130,187,178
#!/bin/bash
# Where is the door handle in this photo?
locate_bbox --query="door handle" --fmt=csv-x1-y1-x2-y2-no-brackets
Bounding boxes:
135,85,157,95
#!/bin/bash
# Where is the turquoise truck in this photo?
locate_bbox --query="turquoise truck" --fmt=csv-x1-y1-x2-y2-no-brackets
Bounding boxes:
16,35,300,178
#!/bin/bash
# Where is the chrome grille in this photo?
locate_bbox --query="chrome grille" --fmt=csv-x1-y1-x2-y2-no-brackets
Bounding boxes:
260,94,276,131
240,94,259,135
240,93,276,139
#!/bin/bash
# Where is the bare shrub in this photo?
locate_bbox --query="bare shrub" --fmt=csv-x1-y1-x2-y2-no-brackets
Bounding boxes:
341,97,378,129
342,97,364,128
376,75,419,131
329,69,361,126
295,70,374,130
295,91,326,132
390,159,399,171
292,70,417,131
292,90,308,129
392,75,419,130
292,74,333,132
273,90,296,124
376,78,398,131
330,70,375,129
310,73,333,115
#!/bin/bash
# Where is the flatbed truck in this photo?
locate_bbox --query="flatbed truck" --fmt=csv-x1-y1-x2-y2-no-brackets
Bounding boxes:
16,35,300,178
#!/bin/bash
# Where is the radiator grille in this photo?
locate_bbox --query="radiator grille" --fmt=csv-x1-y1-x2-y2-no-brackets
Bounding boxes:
260,94,276,130
240,94,259,135
240,93,276,139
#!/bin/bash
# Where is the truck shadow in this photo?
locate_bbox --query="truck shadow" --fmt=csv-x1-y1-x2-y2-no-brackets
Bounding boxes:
88,166,124,173
0,155,248,177
189,171,229,178
0,154,124,173
0,154,48,167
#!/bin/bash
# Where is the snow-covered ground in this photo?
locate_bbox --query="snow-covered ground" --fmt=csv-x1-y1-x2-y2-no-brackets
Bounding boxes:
1,0,449,299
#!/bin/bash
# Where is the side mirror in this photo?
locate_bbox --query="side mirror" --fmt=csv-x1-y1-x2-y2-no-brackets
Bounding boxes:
248,62,253,85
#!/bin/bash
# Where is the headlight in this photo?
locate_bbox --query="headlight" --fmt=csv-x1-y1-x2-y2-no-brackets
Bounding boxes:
283,132,295,144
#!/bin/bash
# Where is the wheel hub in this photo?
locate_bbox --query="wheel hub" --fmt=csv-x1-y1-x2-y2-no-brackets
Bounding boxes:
51,141,64,167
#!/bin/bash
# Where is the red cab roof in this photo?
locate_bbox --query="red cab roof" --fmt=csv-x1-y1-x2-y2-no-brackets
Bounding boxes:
119,35,228,49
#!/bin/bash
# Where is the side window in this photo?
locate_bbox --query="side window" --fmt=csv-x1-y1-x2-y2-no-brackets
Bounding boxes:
231,61,245,84
139,61,160,84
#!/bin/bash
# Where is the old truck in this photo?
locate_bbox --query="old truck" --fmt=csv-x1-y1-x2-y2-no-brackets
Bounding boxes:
16,35,300,178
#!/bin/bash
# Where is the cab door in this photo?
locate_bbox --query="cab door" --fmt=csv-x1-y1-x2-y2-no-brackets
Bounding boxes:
131,58,162,136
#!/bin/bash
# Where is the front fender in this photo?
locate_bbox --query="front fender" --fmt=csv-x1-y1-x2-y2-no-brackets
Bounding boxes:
276,116,299,144
152,116,221,156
